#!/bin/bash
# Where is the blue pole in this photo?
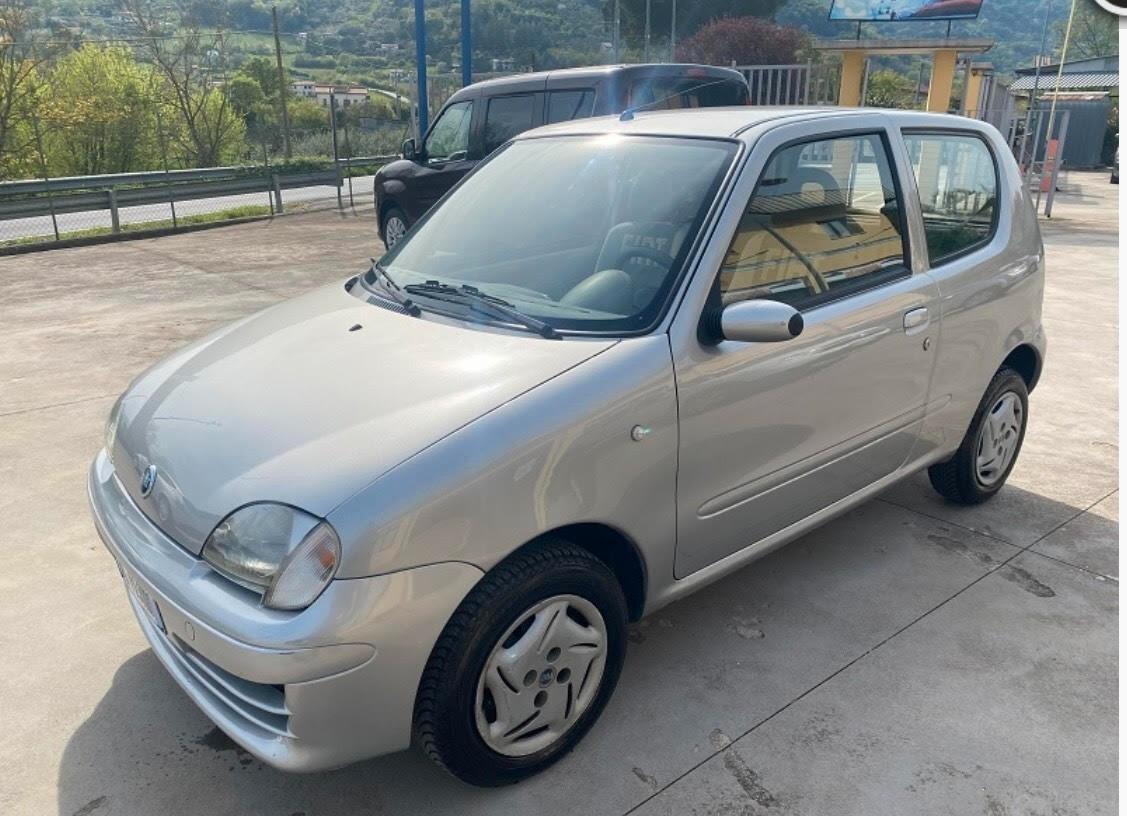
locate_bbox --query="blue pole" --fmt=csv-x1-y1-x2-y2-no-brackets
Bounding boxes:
415,0,428,137
461,0,472,87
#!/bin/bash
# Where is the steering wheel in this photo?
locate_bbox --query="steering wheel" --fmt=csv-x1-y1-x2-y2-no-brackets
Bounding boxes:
616,245,674,272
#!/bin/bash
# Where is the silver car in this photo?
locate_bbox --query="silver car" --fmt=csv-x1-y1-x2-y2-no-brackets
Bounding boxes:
89,108,1046,786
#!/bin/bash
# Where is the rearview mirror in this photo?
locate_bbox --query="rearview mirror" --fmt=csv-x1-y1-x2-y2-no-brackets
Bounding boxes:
402,138,417,160
720,299,804,343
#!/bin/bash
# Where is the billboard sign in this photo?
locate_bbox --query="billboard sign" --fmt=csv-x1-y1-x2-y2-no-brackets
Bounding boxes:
828,0,985,21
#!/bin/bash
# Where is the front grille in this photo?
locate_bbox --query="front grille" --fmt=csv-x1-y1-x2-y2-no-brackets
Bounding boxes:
161,629,291,738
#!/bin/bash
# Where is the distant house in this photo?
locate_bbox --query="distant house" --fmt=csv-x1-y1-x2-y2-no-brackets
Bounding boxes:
490,57,515,72
291,81,371,108
1009,55,1119,96
1010,55,1118,169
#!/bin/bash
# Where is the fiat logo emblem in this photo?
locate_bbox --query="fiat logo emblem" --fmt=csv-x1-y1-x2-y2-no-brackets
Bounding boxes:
139,464,157,498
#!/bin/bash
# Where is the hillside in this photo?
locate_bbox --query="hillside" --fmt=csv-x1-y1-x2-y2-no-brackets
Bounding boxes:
23,0,1118,80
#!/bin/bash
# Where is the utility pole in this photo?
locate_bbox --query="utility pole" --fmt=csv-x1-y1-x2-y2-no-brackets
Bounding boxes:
613,0,620,63
644,0,651,62
670,0,676,59
415,0,428,137
271,5,291,161
460,0,472,87
1045,0,1079,149
1030,0,1052,110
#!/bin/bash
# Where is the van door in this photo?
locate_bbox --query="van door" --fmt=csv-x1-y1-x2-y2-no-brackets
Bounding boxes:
671,120,938,577
411,100,477,217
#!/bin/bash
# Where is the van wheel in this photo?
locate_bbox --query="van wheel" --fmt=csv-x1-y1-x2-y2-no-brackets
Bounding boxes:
382,207,409,248
928,367,1029,505
414,540,628,786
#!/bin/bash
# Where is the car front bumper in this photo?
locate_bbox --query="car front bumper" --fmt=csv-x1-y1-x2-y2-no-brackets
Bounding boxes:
88,449,482,772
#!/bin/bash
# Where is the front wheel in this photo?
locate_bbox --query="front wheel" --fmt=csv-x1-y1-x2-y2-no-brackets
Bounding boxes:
381,206,409,249
928,367,1029,505
413,540,628,786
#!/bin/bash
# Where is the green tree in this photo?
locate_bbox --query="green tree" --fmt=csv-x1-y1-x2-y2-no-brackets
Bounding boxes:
0,1,43,180
123,0,247,167
40,45,162,176
864,68,916,110
1056,2,1118,61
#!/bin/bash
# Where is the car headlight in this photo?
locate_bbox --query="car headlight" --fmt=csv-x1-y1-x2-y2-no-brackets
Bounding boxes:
202,503,341,611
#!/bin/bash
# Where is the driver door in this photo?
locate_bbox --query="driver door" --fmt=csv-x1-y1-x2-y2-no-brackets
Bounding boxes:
412,100,476,216
671,123,939,578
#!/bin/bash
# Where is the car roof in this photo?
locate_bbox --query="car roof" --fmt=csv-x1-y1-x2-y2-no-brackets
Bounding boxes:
515,106,991,143
447,63,747,100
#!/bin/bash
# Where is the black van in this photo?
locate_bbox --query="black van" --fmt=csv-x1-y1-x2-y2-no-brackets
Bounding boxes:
374,63,750,247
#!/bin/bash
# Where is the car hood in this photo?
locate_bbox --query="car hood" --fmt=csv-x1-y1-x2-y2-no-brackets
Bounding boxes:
110,281,615,555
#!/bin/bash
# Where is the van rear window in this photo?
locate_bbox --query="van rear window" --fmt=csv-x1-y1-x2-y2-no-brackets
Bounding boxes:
627,77,748,110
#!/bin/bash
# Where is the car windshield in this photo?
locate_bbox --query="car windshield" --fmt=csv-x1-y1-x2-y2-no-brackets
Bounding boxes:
375,134,738,334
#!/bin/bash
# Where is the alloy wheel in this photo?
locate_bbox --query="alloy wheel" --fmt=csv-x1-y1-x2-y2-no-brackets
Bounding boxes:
384,215,407,247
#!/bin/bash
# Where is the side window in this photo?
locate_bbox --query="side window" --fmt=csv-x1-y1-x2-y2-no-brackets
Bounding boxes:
483,94,537,154
904,132,998,265
719,133,908,309
546,89,595,124
424,101,472,162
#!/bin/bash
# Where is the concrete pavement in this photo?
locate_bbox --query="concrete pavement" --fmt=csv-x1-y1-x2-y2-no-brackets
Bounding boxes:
0,173,1117,816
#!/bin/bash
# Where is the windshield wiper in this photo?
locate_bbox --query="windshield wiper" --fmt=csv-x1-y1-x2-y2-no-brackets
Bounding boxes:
364,260,421,316
402,280,560,339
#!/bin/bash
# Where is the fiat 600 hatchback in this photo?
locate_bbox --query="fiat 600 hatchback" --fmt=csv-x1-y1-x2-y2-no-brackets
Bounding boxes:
90,108,1045,786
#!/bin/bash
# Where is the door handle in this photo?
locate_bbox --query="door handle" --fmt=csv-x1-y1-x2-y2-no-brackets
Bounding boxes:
903,307,930,335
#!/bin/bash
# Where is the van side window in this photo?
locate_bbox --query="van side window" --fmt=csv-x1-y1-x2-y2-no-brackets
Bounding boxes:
424,101,473,162
484,94,537,154
546,90,595,124
904,132,998,265
718,133,908,309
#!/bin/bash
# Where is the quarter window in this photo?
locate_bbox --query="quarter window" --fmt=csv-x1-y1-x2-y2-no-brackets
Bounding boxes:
424,101,472,162
719,133,908,309
547,89,595,124
483,94,537,154
904,133,998,265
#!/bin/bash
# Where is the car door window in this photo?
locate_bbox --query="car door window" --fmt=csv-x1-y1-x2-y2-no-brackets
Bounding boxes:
903,132,998,266
483,94,537,154
546,90,595,123
718,133,908,309
424,101,473,163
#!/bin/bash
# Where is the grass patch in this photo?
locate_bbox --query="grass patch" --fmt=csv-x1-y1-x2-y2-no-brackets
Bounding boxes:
0,204,273,248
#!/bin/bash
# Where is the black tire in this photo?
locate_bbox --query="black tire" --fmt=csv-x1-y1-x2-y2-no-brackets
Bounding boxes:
413,540,628,786
381,206,409,249
928,367,1029,505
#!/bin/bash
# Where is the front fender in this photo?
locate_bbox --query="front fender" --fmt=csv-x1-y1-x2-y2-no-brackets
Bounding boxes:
328,336,678,591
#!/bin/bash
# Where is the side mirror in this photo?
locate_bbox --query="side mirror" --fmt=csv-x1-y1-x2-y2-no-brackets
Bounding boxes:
720,299,804,343
402,138,418,161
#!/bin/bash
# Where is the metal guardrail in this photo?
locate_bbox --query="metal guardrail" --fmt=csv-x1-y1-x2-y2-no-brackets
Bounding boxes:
0,154,396,242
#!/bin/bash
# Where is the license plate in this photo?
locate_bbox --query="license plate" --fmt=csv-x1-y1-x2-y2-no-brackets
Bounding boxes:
124,570,165,633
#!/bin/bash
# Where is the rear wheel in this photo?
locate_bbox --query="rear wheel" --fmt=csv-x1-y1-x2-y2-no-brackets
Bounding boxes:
414,540,627,786
928,367,1029,505
382,206,409,249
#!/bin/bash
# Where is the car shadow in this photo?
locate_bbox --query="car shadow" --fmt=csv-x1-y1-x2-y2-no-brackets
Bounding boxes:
56,480,1116,816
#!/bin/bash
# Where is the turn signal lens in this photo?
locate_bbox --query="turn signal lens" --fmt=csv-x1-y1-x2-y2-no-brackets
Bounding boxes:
262,522,341,611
